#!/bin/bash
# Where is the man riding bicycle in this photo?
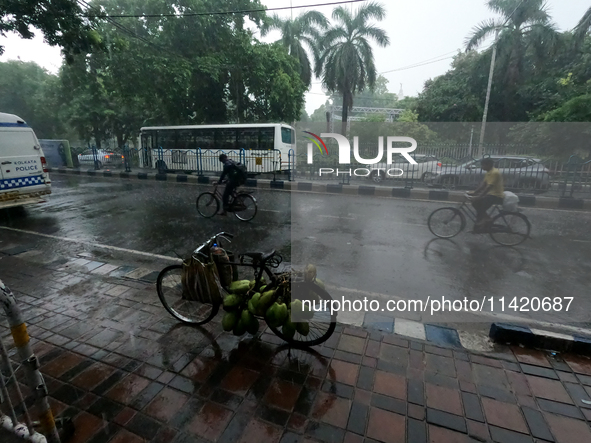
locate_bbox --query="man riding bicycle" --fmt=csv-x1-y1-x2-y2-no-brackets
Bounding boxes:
467,157,504,232
217,154,243,216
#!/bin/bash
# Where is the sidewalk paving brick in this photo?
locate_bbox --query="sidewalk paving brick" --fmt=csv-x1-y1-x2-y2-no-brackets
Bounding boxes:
2,250,591,442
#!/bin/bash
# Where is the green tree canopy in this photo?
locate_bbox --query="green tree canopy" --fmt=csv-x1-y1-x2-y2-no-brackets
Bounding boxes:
0,60,66,138
0,0,97,58
260,11,327,88
574,6,591,48
58,0,306,147
315,2,390,135
415,52,486,123
465,0,559,119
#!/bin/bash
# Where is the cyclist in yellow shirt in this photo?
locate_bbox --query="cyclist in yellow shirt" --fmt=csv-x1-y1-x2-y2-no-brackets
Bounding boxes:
467,157,504,232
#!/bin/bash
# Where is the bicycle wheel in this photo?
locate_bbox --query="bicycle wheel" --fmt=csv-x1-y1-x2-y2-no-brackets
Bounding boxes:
157,265,219,325
196,192,219,218
233,193,257,221
266,281,337,347
428,207,466,238
489,212,530,246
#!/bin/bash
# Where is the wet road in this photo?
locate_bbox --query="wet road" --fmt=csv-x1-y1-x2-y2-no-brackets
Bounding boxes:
1,174,590,334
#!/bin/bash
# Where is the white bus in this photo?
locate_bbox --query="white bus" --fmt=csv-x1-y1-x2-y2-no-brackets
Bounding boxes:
139,123,295,175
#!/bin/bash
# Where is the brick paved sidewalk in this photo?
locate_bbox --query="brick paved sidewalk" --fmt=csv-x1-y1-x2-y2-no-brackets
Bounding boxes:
2,252,591,443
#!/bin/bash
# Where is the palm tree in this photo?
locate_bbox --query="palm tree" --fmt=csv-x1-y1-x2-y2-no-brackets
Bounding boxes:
466,0,558,101
261,11,328,88
574,7,591,48
315,2,389,136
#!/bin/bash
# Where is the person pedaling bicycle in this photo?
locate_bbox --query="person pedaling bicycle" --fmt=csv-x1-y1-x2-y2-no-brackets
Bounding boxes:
467,157,504,233
217,154,247,216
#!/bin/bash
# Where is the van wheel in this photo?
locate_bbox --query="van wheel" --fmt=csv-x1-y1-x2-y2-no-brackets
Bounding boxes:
94,160,102,170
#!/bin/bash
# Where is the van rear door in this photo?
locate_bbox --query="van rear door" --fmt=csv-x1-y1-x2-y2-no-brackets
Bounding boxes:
0,130,48,190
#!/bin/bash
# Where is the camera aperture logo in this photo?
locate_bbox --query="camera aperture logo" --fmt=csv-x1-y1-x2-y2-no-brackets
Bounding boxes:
303,132,418,178
303,131,329,155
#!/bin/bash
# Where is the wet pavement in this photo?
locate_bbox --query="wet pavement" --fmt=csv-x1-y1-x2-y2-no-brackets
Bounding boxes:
2,251,591,442
1,174,590,342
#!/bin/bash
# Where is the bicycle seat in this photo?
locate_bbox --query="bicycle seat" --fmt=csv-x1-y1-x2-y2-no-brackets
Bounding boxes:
242,250,276,262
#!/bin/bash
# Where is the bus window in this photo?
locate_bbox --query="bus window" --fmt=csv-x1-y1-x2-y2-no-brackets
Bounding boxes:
237,128,259,150
281,127,293,144
260,128,274,150
217,128,237,150
177,130,194,149
195,129,215,150
157,130,176,150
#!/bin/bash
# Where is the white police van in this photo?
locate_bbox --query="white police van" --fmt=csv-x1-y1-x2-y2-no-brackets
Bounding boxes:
0,112,51,209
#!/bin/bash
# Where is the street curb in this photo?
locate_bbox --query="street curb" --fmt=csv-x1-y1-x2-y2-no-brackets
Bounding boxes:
490,323,591,355
47,167,591,212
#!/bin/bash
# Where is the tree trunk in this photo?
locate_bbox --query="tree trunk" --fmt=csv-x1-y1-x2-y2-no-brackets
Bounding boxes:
116,133,124,151
341,92,348,137
94,128,102,150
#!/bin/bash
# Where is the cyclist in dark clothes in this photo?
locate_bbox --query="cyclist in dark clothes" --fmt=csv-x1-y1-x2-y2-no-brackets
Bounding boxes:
217,154,242,216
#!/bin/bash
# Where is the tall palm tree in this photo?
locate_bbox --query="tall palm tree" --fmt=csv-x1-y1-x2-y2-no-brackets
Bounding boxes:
261,11,328,88
574,6,591,48
466,0,558,100
315,2,389,136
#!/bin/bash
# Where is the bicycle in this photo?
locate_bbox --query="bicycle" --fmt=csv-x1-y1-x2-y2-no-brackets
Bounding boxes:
156,232,337,347
427,194,531,246
196,183,257,221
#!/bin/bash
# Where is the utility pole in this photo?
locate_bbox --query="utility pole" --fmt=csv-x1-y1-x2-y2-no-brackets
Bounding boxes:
478,28,500,158
469,125,475,157
477,0,524,158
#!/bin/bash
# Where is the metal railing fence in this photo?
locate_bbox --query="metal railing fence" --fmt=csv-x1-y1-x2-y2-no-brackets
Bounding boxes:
288,144,591,197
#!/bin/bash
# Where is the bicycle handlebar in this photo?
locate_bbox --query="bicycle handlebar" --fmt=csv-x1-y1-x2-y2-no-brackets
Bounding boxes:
193,232,234,257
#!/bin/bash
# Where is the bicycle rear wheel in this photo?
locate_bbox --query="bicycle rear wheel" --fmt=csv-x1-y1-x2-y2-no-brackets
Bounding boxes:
233,193,257,221
489,212,530,246
428,207,466,238
196,192,219,218
266,281,336,347
157,265,219,324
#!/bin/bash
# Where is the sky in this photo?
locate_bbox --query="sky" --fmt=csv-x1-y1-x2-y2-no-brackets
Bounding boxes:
1,0,589,115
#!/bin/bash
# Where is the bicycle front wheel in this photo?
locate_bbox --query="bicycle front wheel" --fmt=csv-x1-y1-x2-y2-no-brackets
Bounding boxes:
157,265,219,325
428,207,466,238
266,281,336,347
489,212,531,246
196,192,220,218
233,193,257,221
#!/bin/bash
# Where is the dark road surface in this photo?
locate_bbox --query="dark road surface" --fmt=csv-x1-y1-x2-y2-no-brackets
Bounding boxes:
1,174,590,346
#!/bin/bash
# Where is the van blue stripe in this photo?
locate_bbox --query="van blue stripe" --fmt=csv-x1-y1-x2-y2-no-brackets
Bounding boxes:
0,122,29,128
0,175,45,190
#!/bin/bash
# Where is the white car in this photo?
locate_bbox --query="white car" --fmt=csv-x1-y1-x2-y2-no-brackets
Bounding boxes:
367,154,442,183
78,149,124,169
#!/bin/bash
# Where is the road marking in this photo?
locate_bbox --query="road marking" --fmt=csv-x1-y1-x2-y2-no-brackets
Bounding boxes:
259,209,283,213
327,284,591,336
394,318,426,340
0,226,181,262
319,215,355,220
572,240,591,243
388,221,428,227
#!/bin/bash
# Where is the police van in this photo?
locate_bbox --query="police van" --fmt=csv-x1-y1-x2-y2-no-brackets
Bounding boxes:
0,112,51,209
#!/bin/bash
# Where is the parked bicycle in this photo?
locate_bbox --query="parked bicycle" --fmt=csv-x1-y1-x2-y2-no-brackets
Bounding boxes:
196,183,257,221
427,194,531,246
157,232,336,347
